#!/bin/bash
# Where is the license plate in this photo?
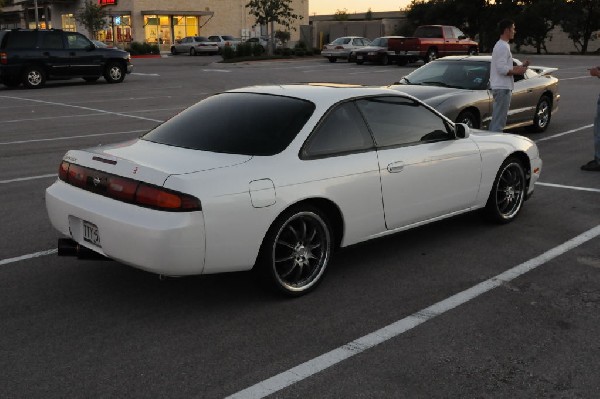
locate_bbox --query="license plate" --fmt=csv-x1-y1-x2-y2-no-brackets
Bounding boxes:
83,221,101,248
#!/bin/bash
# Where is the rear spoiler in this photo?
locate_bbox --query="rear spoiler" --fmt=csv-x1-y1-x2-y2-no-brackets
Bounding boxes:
529,66,558,76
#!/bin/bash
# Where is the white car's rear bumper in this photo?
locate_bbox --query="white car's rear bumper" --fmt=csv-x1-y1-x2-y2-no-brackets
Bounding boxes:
46,180,206,276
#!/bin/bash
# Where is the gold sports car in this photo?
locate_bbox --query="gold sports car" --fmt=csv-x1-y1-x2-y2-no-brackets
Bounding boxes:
390,55,559,132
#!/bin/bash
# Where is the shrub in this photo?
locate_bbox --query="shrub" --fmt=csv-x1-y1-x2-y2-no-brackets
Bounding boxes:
293,49,305,56
222,45,235,59
235,42,252,57
282,48,293,56
251,44,265,56
126,41,159,55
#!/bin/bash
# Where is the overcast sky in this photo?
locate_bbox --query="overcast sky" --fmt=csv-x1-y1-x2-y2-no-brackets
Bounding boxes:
309,0,412,16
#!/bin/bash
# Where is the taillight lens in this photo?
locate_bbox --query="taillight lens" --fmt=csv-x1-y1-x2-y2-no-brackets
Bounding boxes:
335,46,344,49
0,52,7,64
57,161,201,212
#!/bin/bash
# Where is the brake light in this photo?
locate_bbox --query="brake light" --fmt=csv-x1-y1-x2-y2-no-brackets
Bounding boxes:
335,46,344,49
0,52,7,65
57,161,201,212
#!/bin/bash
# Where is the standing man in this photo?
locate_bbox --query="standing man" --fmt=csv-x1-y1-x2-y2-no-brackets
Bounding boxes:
581,66,600,171
489,19,529,132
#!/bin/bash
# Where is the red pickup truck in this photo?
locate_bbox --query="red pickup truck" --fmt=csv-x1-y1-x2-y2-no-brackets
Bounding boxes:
391,25,479,65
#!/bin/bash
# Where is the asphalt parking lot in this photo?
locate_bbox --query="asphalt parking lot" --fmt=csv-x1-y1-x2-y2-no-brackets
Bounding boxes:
1,54,599,398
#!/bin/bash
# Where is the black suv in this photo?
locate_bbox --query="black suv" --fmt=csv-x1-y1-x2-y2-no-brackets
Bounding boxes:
0,29,133,89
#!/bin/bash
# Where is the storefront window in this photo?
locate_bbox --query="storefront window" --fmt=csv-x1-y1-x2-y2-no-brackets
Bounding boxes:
144,15,171,45
97,14,132,45
173,16,198,41
61,14,76,31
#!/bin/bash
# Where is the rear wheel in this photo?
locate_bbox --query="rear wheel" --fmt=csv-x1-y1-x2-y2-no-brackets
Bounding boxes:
103,62,125,83
468,47,478,55
356,59,364,65
170,46,177,55
485,157,526,224
190,48,197,56
257,206,332,296
347,52,355,62
328,57,337,63
527,95,552,132
22,66,46,89
424,48,437,63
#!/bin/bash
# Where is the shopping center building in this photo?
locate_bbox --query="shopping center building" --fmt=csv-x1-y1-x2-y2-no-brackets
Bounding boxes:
0,0,309,50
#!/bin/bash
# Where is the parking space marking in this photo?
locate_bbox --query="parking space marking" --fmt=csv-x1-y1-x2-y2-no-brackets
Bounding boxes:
227,224,600,399
0,95,163,122
0,129,147,145
131,73,160,76
561,76,592,81
0,249,58,267
536,182,600,193
0,174,57,184
535,124,592,142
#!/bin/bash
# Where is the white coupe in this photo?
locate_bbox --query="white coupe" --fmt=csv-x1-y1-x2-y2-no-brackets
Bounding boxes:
46,84,542,296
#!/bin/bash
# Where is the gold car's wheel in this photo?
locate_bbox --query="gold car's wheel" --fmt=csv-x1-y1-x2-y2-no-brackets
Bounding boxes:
456,110,479,129
527,95,552,133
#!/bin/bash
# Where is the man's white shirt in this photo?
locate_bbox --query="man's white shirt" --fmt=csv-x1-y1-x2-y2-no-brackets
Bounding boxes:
490,39,514,90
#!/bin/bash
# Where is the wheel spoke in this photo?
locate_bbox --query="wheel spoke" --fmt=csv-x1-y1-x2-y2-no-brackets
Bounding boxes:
276,238,295,249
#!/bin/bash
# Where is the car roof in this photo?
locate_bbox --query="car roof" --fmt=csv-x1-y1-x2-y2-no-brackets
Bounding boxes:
226,84,410,105
437,55,492,62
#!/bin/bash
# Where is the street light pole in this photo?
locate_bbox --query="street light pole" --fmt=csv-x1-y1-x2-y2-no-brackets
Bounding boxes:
34,0,40,29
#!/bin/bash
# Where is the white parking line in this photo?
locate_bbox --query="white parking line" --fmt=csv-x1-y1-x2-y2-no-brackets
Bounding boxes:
0,174,57,184
0,129,147,145
0,249,58,266
534,124,592,142
131,73,160,76
536,182,600,193
561,76,592,81
0,95,163,122
227,224,600,399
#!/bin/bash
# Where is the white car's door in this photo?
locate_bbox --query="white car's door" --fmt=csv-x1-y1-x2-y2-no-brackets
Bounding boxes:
356,96,482,229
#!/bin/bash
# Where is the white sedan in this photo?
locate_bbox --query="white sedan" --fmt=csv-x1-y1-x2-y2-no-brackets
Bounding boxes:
46,84,542,296
321,36,371,62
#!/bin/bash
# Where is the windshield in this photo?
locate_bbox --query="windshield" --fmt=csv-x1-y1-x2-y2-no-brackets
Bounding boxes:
370,37,387,47
222,35,235,40
142,93,315,156
401,60,490,90
332,37,351,45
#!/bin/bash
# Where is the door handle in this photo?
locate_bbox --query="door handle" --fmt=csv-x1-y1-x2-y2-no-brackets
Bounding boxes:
387,162,404,173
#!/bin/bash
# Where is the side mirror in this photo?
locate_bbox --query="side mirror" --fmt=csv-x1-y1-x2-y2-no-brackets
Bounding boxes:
455,123,470,139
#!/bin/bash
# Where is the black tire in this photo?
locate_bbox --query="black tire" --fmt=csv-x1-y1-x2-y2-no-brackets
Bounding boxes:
456,110,479,129
190,48,197,56
468,47,478,56
83,76,100,82
256,206,332,296
381,54,389,66
170,47,177,55
424,48,437,63
485,157,526,224
347,52,355,63
328,57,337,63
527,95,552,133
103,62,125,83
22,65,46,89
356,59,364,65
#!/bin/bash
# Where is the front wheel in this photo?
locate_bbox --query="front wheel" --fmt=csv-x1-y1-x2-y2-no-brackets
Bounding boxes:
527,95,552,132
456,110,479,129
424,48,437,63
103,62,125,83
257,206,332,296
170,47,177,55
485,157,526,224
22,66,46,89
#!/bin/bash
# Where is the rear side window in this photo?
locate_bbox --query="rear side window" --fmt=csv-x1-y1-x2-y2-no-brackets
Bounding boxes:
5,31,38,49
40,32,64,49
142,93,315,156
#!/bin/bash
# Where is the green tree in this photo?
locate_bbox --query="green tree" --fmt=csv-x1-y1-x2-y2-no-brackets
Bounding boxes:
365,8,373,21
75,0,107,38
334,8,349,21
514,0,562,54
558,0,600,54
275,30,290,46
246,0,303,55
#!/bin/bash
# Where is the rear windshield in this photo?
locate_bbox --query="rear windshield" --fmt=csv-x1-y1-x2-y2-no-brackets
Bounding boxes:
194,36,209,42
222,35,235,40
413,26,443,39
141,93,315,156
332,37,351,45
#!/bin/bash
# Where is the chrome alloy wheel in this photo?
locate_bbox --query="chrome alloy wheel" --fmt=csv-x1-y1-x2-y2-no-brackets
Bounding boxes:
108,65,123,81
27,70,43,86
494,162,525,220
535,99,550,129
271,211,331,293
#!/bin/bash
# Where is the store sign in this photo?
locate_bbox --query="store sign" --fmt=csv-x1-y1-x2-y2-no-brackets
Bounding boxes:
98,0,117,6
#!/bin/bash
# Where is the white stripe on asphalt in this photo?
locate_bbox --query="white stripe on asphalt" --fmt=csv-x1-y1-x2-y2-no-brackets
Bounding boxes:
534,124,592,142
0,95,163,122
0,174,57,184
227,224,600,399
0,249,58,266
0,129,147,145
536,182,600,193
560,76,592,81
131,73,160,76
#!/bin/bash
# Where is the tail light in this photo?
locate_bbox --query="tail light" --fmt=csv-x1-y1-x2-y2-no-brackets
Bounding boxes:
335,46,344,49
58,161,201,212
0,52,7,65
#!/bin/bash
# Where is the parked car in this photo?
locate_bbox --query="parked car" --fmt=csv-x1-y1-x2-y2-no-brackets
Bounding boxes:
246,36,282,51
390,55,559,132
208,35,241,52
0,28,132,88
355,36,405,65
170,36,219,56
392,25,479,65
321,36,371,63
46,84,541,296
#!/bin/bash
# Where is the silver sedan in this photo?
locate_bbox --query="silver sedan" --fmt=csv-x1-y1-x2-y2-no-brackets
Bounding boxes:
390,55,560,132
170,36,219,56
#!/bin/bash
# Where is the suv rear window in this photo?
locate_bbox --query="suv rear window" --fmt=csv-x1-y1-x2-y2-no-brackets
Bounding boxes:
5,31,38,49
141,93,315,156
